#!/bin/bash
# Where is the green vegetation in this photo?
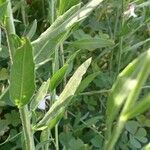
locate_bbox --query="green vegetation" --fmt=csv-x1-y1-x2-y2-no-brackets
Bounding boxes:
0,0,150,149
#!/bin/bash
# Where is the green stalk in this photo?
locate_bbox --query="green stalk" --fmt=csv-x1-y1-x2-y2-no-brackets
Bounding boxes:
117,1,124,74
40,128,50,150
60,42,68,132
21,0,28,26
53,47,60,150
51,0,60,149
5,0,16,63
19,105,35,150
55,123,59,150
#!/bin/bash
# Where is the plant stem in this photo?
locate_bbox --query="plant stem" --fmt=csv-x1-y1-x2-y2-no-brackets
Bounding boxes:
60,42,69,132
53,47,60,150
55,124,59,150
21,0,28,26
117,0,124,75
40,128,50,150
5,0,16,63
51,0,60,148
19,105,35,150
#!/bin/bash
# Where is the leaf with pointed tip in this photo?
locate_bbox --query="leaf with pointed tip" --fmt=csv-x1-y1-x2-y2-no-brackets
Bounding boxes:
34,58,92,129
49,64,68,92
26,20,37,40
125,94,150,119
71,38,114,51
32,0,103,66
76,71,101,94
30,79,50,111
106,49,150,137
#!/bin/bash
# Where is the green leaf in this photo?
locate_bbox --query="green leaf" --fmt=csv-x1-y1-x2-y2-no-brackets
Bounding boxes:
48,109,65,129
106,56,139,134
71,38,114,51
58,0,80,16
9,38,35,107
123,38,150,54
125,121,139,135
76,71,101,94
0,68,9,80
137,115,150,127
0,1,8,24
105,49,150,149
0,87,14,106
26,20,37,40
10,34,22,53
30,79,50,111
34,58,92,129
130,135,141,149
0,45,9,58
91,135,103,148
49,64,68,92
125,94,150,119
136,128,147,137
4,110,21,127
32,0,103,66
0,119,9,136
106,49,150,137
32,4,80,66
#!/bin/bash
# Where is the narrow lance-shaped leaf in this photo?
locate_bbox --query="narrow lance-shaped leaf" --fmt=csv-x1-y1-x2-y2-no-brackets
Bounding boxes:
34,58,92,130
32,4,81,66
26,19,37,40
76,71,101,94
32,0,103,66
106,50,150,138
49,64,68,92
30,79,50,111
71,38,114,51
125,94,150,119
9,38,35,107
105,49,150,150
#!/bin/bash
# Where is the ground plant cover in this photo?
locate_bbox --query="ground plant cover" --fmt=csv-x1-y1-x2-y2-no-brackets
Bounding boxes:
0,0,150,149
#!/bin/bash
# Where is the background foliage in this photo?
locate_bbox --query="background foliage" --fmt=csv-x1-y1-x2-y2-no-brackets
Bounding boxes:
0,0,150,149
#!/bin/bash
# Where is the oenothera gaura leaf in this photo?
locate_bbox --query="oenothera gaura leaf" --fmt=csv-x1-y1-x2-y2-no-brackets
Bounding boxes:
71,38,114,51
34,58,92,130
76,71,101,94
26,19,37,40
125,94,150,119
30,79,50,111
106,49,150,137
32,0,103,66
49,64,68,92
32,4,80,66
104,49,150,150
10,38,35,107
